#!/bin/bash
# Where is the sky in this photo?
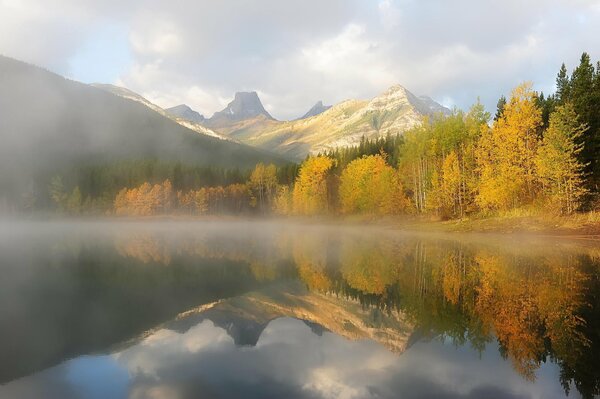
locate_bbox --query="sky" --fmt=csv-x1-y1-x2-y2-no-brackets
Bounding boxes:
1,0,599,120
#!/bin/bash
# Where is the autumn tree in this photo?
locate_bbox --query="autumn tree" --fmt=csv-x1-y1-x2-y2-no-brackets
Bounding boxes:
535,104,588,214
339,154,406,215
273,185,293,215
292,156,335,215
48,175,68,212
194,188,208,214
113,180,175,216
476,83,542,211
249,163,278,213
66,186,82,215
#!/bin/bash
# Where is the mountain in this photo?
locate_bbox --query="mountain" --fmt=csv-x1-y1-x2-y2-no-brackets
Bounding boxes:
206,84,450,160
165,282,415,354
166,104,205,123
92,84,233,142
205,91,273,127
297,100,331,120
418,95,452,115
0,56,285,204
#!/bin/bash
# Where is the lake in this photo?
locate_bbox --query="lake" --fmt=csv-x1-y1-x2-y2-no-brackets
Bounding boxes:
0,220,598,399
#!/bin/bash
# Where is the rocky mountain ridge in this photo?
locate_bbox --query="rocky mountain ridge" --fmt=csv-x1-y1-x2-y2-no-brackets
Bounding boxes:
201,84,450,159
205,91,273,127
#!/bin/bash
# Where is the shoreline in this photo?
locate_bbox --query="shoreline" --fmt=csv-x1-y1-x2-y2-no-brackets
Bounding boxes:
3,213,600,240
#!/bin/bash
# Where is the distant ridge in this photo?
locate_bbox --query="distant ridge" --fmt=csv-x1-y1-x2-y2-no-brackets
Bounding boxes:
166,104,205,123
297,101,332,120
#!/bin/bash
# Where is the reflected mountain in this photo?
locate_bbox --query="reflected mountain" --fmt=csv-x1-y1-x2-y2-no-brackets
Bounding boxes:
165,281,414,353
0,221,599,398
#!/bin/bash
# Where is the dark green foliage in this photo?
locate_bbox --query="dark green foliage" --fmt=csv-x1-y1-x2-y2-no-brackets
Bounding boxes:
554,52,600,197
556,63,571,103
494,95,507,121
535,92,556,131
322,133,404,172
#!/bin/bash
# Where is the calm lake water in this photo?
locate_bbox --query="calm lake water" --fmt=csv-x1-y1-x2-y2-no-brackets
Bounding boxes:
0,220,598,399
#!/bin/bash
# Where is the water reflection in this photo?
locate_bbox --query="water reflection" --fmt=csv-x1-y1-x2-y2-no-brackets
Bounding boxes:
0,221,598,398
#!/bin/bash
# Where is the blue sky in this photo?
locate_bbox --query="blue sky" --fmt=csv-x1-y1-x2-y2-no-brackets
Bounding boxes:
1,0,599,120
67,24,132,84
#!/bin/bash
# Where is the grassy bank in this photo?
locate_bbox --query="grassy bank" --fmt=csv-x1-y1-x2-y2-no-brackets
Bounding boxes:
391,211,600,237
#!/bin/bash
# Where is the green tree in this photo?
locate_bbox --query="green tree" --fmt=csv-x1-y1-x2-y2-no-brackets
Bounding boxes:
556,63,570,103
494,95,507,121
535,104,588,214
569,52,599,187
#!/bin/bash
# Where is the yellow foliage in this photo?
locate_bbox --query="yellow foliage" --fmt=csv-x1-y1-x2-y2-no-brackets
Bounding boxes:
477,83,542,211
339,154,407,215
292,156,335,215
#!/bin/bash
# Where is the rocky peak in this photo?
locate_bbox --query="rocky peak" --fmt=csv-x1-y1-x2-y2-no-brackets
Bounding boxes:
297,100,332,120
166,104,205,123
363,84,449,116
210,91,273,122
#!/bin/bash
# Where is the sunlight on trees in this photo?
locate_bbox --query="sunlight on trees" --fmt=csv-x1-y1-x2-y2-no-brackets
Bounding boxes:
292,156,336,215
476,83,542,211
339,154,407,215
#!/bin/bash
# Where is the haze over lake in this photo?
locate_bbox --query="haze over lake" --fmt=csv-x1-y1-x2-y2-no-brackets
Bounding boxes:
0,220,598,399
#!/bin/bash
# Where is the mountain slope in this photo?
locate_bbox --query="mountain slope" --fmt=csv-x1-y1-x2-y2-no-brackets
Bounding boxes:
206,85,450,160
0,56,285,203
92,84,233,142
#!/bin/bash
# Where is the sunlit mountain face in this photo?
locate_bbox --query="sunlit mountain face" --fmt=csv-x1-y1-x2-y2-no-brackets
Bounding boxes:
0,221,598,399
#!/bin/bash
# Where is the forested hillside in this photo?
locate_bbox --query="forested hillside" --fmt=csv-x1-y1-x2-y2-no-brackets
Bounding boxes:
0,56,285,211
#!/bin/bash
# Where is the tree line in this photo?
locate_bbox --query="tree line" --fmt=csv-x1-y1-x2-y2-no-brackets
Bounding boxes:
276,53,600,218
47,52,600,218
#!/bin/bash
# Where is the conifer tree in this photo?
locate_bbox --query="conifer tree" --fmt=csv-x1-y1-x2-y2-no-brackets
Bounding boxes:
569,52,599,186
494,95,507,121
556,63,570,103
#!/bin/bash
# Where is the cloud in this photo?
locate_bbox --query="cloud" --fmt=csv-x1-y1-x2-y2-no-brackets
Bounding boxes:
0,317,572,399
1,0,599,119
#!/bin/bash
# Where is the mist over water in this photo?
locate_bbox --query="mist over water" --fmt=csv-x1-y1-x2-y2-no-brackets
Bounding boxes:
0,219,598,399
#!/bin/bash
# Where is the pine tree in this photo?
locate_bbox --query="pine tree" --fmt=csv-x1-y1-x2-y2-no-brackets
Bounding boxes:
494,95,507,121
556,63,570,103
569,52,598,187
